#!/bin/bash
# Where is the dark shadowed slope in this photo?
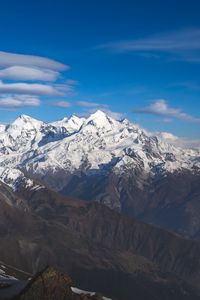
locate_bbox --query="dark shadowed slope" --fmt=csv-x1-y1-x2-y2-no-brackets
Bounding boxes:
0,183,200,299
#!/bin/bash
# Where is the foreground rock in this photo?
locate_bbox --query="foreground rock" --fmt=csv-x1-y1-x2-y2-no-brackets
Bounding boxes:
12,267,110,300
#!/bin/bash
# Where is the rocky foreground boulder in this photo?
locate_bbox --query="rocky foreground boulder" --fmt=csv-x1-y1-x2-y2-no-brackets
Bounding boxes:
13,267,110,300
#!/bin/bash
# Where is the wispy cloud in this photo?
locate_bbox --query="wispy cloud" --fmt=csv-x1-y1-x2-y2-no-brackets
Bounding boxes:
0,66,59,81
77,101,108,108
52,101,71,108
134,99,200,123
56,80,78,96
66,79,79,86
0,95,40,109
103,109,124,120
0,51,76,109
155,131,200,150
0,51,68,70
97,28,200,62
0,80,62,96
169,81,200,91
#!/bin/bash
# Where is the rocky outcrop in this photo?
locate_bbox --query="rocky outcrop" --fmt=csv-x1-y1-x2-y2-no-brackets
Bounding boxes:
13,267,109,300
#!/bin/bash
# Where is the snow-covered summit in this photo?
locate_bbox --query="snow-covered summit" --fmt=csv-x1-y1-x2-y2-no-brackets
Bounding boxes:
86,110,115,129
5,114,43,141
0,110,199,191
10,114,43,130
51,114,85,134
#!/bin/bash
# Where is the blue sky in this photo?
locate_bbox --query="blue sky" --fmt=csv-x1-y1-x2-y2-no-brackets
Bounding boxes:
0,0,200,140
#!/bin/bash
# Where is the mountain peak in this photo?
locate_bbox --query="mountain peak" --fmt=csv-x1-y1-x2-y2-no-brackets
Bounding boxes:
68,114,83,123
8,115,43,135
19,114,32,119
88,109,110,120
55,114,85,133
86,110,114,129
13,114,43,124
61,117,68,122
50,117,68,127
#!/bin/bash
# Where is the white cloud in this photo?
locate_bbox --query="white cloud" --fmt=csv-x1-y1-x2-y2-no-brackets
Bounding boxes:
0,66,59,81
0,51,68,70
155,131,200,150
103,109,124,120
55,81,78,96
134,99,200,123
52,101,71,108
66,79,79,85
0,95,40,109
157,132,178,141
97,28,200,62
77,101,108,108
0,51,78,110
0,80,61,96
175,138,200,149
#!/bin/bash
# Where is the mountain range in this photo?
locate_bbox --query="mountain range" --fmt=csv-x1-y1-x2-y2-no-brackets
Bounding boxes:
1,111,200,299
0,110,200,239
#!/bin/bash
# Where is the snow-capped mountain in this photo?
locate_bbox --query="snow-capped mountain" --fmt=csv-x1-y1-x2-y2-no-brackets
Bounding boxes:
0,110,199,186
0,110,200,238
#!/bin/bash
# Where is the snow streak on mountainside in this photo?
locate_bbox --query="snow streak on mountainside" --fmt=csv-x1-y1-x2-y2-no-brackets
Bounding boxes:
0,265,17,280
0,110,199,191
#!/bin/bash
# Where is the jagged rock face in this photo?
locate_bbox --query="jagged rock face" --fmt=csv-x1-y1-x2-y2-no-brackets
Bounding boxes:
14,267,74,300
61,169,200,239
14,267,108,300
0,111,200,239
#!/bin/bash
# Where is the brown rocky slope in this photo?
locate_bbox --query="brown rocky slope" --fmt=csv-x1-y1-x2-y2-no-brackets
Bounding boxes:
0,183,200,299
